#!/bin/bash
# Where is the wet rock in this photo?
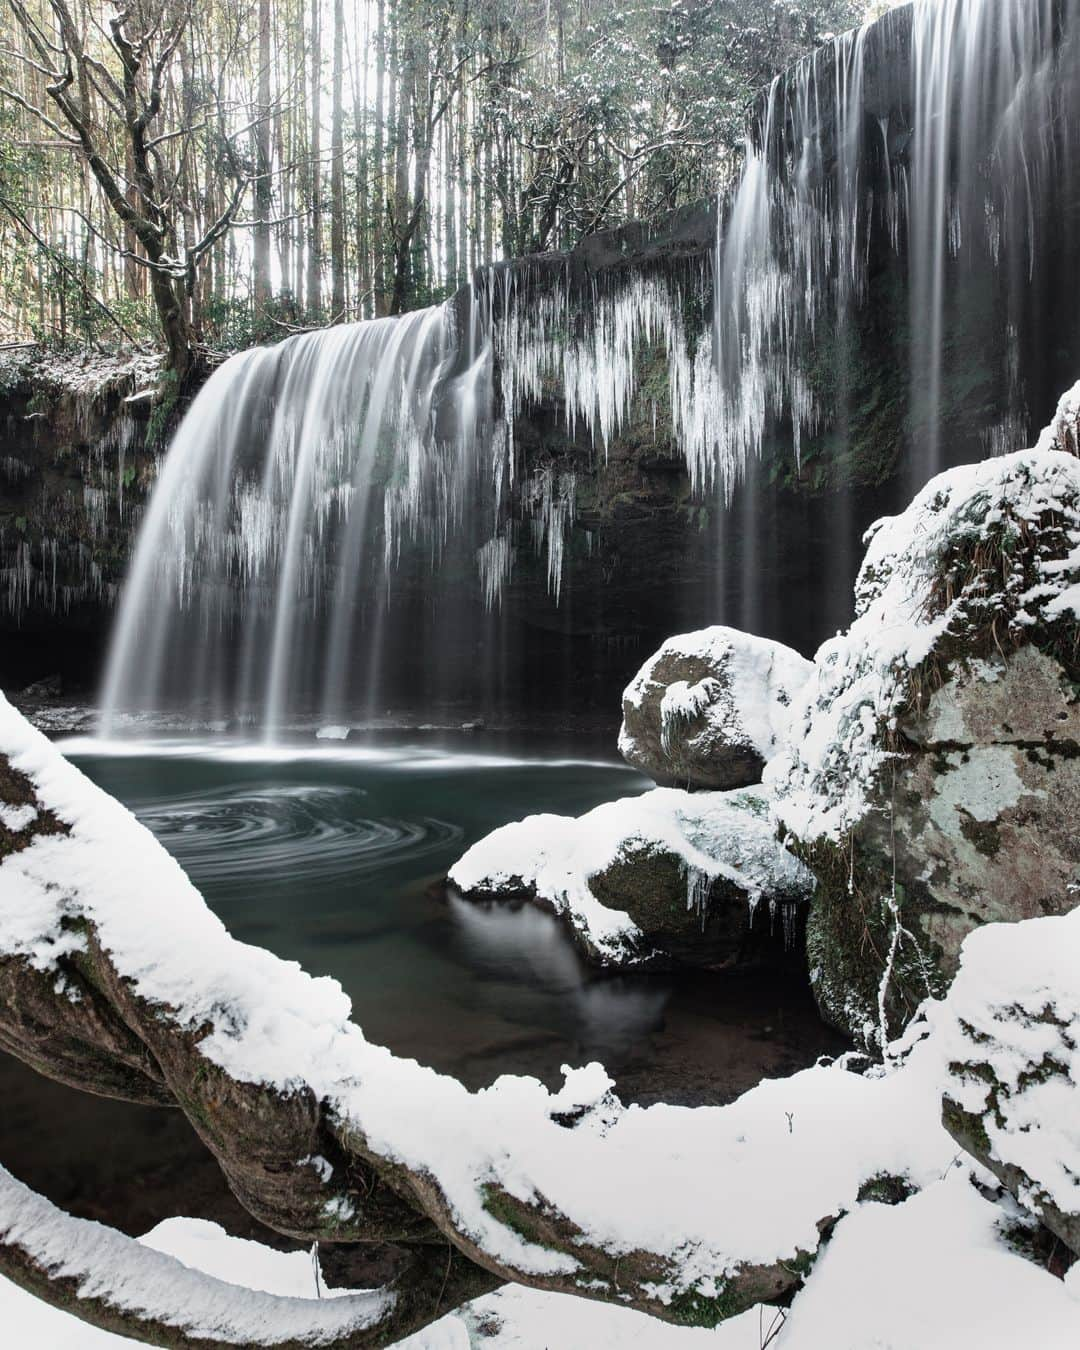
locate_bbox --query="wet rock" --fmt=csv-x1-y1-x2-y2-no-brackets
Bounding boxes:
1035,378,1080,458
19,674,62,699
449,784,816,968
618,627,811,790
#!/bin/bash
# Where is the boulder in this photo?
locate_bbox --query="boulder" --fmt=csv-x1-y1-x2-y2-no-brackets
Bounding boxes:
448,784,816,968
940,906,1080,1258
618,627,812,790
767,440,1080,1047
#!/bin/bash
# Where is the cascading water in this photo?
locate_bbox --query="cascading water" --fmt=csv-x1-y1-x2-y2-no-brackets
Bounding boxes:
100,0,1080,735
710,0,1077,487
908,0,1071,478
100,298,503,735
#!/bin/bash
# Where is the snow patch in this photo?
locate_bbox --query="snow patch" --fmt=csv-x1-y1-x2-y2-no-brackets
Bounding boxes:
0,802,37,832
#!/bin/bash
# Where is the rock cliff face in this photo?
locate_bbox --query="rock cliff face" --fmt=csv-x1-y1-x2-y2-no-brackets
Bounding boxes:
0,350,162,690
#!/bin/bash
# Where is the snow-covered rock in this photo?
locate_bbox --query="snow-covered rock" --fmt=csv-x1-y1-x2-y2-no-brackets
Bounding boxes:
941,906,1080,1256
448,785,816,967
618,628,812,791
766,442,1080,1045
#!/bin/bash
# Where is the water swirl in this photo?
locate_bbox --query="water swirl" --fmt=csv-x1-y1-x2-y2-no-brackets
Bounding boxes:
135,784,462,893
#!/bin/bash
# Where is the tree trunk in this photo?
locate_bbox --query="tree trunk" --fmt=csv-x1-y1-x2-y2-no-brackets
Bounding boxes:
307,0,323,318
253,0,273,321
373,0,387,314
330,0,346,320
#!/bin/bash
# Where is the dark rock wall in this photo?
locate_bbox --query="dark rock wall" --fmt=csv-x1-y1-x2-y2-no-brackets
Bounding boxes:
0,357,163,691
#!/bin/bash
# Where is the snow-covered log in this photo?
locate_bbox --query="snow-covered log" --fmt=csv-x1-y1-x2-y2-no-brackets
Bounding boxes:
448,785,815,968
0,1164,409,1349
618,628,811,791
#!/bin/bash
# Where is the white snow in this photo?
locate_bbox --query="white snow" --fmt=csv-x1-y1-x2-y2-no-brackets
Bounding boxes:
939,906,1080,1226
0,802,37,832
448,785,814,961
776,1167,1080,1349
0,691,932,1288
1034,378,1080,458
660,678,724,754
767,447,1080,842
2,688,1079,1338
5,1175,1079,1350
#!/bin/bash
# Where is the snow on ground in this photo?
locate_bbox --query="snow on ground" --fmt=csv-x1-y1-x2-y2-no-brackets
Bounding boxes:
0,345,161,402
3,1177,1078,1349
448,785,813,961
767,447,1080,843
775,1167,1080,1350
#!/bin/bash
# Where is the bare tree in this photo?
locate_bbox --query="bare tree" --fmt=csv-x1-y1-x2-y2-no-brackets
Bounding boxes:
3,0,261,386
253,0,272,320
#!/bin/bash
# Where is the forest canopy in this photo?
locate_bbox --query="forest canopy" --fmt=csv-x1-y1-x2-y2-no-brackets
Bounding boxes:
0,0,862,376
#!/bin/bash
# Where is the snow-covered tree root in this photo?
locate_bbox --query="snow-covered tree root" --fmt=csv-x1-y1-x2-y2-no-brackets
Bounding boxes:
1,689,1073,1345
0,899,801,1336
0,1162,491,1348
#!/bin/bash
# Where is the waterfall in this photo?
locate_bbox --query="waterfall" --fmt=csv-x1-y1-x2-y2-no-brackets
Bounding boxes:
99,0,1079,735
100,299,502,735
712,0,1075,486
909,0,1068,477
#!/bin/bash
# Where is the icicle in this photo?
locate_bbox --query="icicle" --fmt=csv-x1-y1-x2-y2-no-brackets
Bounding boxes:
685,865,712,928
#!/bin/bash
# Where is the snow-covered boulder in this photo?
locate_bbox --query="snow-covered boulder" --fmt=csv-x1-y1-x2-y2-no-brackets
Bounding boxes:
767,441,1080,1047
618,627,812,790
448,785,816,967
940,906,1080,1257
